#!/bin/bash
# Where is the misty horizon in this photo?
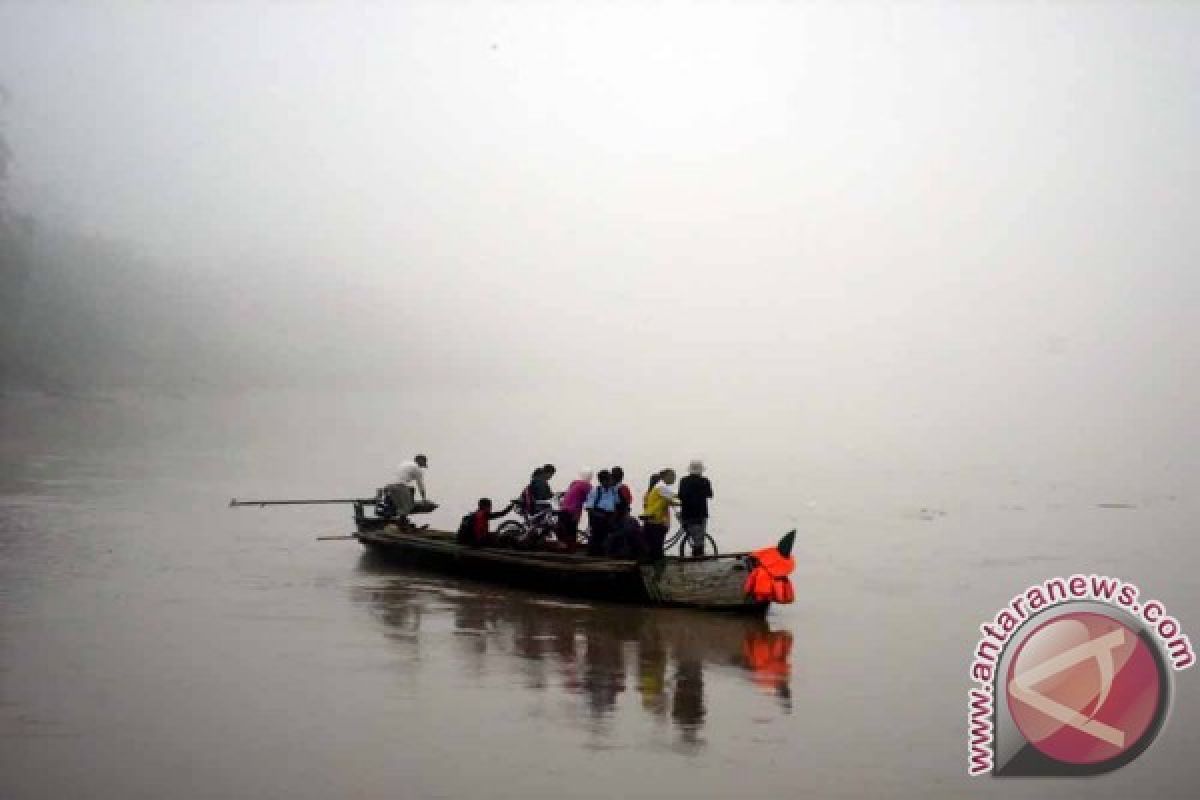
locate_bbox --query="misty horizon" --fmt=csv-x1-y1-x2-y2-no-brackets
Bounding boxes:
2,5,1199,799
1,2,1196,483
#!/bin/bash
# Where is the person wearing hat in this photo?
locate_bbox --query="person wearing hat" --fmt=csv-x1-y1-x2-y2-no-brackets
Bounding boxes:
677,459,713,557
382,453,430,526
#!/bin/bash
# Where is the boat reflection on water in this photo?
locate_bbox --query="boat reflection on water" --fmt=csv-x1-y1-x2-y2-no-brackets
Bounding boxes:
352,551,792,751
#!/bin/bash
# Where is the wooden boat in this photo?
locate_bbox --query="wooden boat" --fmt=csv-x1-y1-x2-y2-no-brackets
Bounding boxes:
355,526,775,613
230,495,794,614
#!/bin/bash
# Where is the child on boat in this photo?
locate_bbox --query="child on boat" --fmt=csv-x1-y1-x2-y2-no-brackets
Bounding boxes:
585,470,619,556
457,497,515,546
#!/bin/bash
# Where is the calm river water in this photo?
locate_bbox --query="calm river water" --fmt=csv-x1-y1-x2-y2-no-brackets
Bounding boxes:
1,390,1196,799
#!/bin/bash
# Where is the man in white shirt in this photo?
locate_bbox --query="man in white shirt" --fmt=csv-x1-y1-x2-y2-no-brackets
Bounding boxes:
395,454,429,502
383,453,429,524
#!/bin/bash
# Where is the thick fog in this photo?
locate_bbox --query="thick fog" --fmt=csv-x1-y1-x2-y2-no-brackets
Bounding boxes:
1,2,1196,487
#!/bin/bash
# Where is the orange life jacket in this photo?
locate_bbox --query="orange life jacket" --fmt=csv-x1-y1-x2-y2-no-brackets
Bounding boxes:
743,630,793,690
743,544,796,604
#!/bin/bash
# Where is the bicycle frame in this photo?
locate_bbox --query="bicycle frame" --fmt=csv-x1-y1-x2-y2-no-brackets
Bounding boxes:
498,504,559,545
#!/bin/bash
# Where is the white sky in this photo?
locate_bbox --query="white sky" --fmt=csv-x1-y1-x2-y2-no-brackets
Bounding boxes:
0,1,1196,476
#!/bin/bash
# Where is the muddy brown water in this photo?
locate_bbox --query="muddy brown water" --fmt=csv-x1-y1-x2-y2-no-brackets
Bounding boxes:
1,391,1196,798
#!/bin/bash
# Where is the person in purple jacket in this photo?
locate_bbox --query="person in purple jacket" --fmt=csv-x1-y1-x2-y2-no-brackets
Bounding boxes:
557,468,593,552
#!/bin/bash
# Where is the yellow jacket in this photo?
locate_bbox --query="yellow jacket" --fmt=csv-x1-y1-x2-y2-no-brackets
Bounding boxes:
643,484,675,526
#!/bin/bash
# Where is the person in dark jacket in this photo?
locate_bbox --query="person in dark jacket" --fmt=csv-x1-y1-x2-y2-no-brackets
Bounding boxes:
458,497,515,546
677,459,714,556
525,464,557,515
607,511,646,559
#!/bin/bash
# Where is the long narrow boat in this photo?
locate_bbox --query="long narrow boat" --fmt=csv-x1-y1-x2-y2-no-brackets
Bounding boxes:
356,526,776,613
231,496,794,614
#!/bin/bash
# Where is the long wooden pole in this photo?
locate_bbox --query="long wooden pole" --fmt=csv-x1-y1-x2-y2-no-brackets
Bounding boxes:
229,498,372,507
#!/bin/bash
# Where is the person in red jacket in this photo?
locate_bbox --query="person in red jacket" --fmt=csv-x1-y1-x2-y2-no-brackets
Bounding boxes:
458,498,515,546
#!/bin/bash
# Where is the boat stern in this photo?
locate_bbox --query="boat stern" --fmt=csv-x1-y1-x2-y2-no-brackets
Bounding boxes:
641,556,766,613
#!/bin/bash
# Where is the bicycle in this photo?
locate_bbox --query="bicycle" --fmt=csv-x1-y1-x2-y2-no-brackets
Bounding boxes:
601,513,719,559
495,501,560,549
663,514,719,558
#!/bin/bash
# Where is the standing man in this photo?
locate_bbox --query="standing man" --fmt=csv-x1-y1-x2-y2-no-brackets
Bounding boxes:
383,453,430,526
677,459,713,557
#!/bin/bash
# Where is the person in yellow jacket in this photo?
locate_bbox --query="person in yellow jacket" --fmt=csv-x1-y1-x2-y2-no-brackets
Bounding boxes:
642,468,680,559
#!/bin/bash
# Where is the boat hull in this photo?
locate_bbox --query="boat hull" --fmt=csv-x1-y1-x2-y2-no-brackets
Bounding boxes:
355,528,768,614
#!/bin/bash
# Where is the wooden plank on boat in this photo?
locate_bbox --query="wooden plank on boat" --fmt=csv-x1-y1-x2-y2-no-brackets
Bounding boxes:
358,530,640,573
642,557,753,608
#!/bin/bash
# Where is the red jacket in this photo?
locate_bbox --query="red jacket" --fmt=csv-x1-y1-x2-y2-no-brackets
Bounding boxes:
470,502,515,544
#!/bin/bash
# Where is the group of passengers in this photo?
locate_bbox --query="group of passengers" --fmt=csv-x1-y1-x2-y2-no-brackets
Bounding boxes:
460,460,714,560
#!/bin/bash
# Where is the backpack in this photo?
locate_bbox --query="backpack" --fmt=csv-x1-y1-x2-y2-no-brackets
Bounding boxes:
456,512,476,545
519,484,536,515
587,485,617,512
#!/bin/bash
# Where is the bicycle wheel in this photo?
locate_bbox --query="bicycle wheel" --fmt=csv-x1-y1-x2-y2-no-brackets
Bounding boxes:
678,534,718,558
663,528,686,551
495,520,525,548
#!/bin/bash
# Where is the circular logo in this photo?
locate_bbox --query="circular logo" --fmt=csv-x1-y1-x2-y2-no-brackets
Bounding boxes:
1006,611,1165,766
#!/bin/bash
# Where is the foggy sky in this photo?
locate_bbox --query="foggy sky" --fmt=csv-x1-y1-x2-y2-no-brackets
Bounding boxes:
1,1,1196,479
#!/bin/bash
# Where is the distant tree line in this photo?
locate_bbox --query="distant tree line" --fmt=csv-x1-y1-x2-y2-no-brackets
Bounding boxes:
0,103,41,387
0,104,225,393
0,103,405,395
